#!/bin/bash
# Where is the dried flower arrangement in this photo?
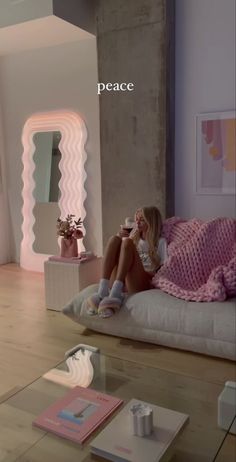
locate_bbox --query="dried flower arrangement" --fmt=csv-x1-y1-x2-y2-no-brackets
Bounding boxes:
57,214,83,240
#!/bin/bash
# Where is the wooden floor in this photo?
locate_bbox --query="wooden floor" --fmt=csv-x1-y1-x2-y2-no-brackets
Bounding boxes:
0,263,235,460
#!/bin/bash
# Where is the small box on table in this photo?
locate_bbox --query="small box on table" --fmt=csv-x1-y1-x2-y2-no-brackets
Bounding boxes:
218,381,236,434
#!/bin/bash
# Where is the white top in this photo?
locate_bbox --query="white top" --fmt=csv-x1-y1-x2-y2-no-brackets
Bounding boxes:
136,237,168,272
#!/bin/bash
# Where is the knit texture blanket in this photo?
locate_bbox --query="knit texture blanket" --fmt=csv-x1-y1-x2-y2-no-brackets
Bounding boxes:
152,217,236,302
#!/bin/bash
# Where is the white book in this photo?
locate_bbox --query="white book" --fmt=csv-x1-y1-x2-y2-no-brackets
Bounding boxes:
90,399,189,462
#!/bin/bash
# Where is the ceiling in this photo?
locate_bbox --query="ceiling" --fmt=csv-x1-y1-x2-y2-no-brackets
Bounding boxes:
0,15,93,56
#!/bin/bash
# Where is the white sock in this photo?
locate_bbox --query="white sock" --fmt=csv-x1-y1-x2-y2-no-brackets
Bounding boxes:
98,278,110,298
110,280,124,300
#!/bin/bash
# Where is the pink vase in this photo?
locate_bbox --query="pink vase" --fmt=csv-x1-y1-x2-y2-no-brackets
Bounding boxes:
60,238,78,258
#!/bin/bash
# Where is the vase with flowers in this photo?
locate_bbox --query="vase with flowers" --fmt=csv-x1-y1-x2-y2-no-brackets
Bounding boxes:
57,214,83,258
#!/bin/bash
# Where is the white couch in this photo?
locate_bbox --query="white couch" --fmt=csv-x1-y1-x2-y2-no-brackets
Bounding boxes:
63,284,236,361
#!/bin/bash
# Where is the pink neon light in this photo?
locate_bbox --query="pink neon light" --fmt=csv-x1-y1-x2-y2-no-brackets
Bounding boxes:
20,110,87,272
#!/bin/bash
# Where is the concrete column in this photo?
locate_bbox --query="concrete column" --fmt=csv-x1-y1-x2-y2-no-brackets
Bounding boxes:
96,0,174,247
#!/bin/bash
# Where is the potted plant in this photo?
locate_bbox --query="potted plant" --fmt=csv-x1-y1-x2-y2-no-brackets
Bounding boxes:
57,214,83,258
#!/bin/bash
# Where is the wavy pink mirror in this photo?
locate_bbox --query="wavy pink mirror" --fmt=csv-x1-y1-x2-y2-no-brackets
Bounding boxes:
20,110,87,272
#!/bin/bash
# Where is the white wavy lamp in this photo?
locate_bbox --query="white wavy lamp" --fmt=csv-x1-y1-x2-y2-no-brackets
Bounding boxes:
43,349,95,388
20,110,87,272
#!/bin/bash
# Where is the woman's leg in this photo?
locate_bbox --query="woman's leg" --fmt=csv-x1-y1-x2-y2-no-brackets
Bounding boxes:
102,235,122,280
86,235,122,314
109,266,118,288
116,238,152,293
98,239,151,317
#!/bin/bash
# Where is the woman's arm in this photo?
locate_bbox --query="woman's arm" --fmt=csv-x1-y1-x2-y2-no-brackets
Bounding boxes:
158,237,168,265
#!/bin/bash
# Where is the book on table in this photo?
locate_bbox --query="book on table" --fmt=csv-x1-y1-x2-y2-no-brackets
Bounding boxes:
32,386,123,445
90,399,189,462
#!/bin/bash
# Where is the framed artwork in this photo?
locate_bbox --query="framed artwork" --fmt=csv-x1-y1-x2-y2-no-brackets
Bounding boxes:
196,111,236,195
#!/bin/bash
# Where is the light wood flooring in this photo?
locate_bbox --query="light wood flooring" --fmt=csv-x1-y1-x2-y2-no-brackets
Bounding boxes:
0,263,235,460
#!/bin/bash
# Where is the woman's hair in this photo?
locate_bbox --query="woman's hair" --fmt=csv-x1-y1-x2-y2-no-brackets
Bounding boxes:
134,206,163,269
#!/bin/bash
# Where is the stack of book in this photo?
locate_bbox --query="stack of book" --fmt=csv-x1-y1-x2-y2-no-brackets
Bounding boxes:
33,386,123,445
33,389,189,461
90,399,189,462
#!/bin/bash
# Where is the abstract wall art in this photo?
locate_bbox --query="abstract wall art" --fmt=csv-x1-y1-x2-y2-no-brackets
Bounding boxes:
196,111,236,195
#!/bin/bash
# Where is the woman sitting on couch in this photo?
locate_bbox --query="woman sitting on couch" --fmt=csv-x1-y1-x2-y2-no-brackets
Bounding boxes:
86,206,168,318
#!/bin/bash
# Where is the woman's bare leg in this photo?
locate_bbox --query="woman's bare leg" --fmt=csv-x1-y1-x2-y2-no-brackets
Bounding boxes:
109,266,118,288
102,235,122,280
86,236,122,314
116,238,152,293
97,239,151,317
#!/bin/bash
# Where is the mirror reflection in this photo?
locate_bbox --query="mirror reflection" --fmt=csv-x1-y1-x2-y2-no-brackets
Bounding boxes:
33,131,62,202
32,131,62,254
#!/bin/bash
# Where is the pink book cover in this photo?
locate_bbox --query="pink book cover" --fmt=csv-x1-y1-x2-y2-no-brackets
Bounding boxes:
32,386,123,445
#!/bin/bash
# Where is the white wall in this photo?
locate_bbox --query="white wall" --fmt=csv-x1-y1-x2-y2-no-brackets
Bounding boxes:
0,0,52,27
0,101,11,264
175,0,235,219
0,38,102,262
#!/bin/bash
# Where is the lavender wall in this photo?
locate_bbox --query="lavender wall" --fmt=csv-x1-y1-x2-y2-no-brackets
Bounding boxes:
175,0,235,219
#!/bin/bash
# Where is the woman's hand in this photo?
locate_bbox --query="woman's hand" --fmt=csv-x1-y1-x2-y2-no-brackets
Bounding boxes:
129,227,140,240
118,227,130,238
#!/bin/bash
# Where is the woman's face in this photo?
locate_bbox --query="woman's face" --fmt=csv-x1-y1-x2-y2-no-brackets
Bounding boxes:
135,210,148,235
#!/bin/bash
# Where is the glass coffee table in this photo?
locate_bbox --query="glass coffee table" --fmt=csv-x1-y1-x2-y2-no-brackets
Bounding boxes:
0,346,234,462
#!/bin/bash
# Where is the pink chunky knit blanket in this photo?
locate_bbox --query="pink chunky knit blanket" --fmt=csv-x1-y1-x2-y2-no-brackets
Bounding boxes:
152,217,236,302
